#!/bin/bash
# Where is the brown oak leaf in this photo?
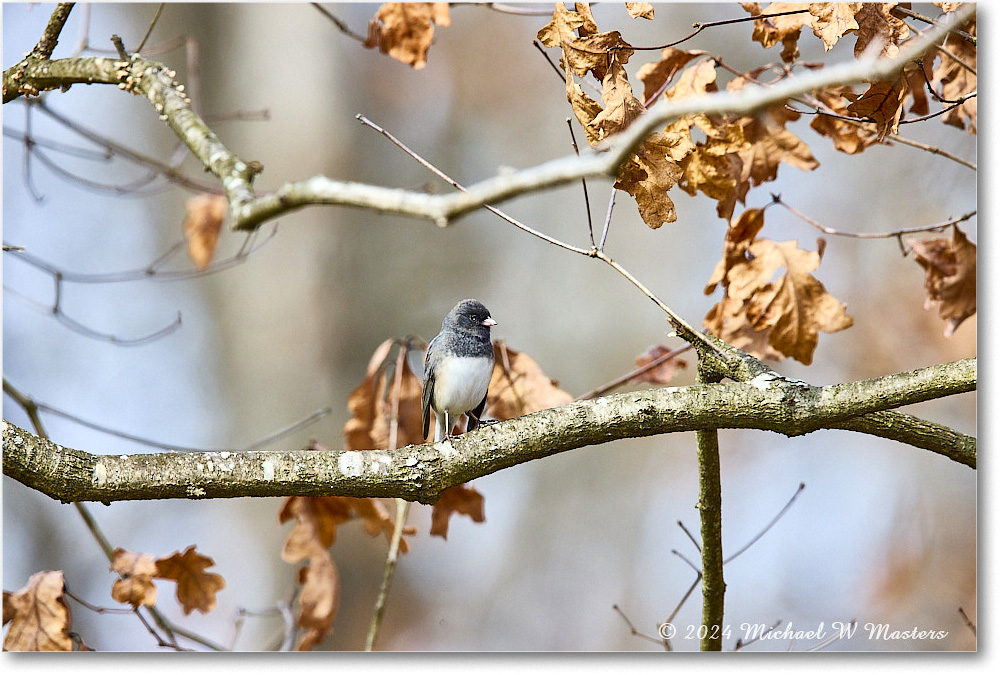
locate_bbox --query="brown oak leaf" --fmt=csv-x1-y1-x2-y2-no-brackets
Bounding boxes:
3,571,73,651
742,1,816,62
430,484,486,540
154,545,226,615
853,2,910,58
809,85,881,154
364,2,450,69
809,2,862,51
706,235,853,364
110,548,158,609
537,3,587,47
636,47,700,104
845,78,907,140
279,494,413,560
909,227,977,336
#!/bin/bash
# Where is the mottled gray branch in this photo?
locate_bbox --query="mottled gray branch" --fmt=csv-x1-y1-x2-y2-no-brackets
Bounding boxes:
2,358,976,504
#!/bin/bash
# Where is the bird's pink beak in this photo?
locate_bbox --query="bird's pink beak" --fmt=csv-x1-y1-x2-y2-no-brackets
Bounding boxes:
483,317,497,327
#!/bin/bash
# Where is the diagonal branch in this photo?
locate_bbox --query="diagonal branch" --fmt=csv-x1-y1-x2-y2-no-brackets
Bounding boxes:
3,5,975,228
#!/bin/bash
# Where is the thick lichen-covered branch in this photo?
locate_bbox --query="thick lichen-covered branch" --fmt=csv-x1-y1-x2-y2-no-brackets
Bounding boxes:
2,358,976,504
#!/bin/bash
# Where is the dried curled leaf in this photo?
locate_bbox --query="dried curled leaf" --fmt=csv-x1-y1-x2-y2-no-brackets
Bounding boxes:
930,15,976,133
430,484,486,540
489,342,574,420
364,2,450,69
183,193,227,270
909,227,977,336
3,571,73,651
636,47,700,103
294,551,340,651
845,78,907,140
625,2,655,20
343,338,426,449
154,545,226,616
809,85,881,154
110,548,158,609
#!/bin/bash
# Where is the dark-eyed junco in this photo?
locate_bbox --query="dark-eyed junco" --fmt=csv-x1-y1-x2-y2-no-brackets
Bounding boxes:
422,299,497,442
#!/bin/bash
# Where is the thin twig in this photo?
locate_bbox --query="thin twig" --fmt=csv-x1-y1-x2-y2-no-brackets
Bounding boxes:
724,482,805,564
566,117,596,248
365,342,413,651
772,194,976,240
577,343,691,400
612,604,670,649
631,8,813,51
311,2,367,43
135,3,165,54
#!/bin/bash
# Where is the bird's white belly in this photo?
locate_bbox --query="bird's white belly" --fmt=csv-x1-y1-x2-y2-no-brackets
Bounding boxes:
433,356,493,414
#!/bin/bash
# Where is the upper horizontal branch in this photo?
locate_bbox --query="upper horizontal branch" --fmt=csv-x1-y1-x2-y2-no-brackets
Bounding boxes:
2,358,976,504
2,5,974,230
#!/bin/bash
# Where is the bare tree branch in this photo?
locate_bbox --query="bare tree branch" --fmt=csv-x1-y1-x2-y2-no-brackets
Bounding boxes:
2,5,975,229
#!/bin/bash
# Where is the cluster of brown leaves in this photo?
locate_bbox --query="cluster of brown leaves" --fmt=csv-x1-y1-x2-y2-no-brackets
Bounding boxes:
364,3,450,69
745,3,976,138
109,546,225,615
3,547,224,651
908,227,976,337
704,208,853,364
537,3,974,357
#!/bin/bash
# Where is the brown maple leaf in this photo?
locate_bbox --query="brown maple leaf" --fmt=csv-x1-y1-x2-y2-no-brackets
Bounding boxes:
110,548,158,609
154,545,226,615
430,484,486,540
364,2,450,69
183,193,226,270
909,227,977,336
3,571,73,651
